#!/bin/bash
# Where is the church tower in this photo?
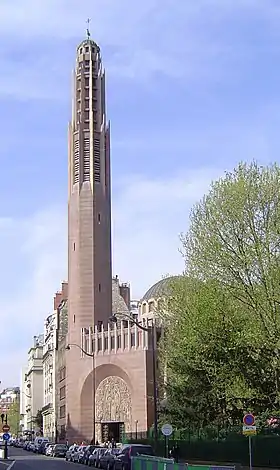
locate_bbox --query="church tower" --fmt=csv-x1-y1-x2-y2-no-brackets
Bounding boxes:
68,30,112,339
66,30,112,437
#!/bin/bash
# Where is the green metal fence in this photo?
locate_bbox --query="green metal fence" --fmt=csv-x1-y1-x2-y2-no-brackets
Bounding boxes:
131,455,186,470
131,456,237,470
128,434,280,467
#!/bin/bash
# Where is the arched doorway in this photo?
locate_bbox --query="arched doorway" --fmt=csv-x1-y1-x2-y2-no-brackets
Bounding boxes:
96,376,132,443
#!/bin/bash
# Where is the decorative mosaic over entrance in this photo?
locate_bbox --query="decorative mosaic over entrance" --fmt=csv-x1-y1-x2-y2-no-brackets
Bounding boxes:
96,376,132,439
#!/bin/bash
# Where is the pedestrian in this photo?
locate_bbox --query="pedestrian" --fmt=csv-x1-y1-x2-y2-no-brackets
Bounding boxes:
173,443,180,463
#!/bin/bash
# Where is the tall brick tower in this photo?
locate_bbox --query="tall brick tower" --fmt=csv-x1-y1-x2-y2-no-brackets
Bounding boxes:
66,29,112,437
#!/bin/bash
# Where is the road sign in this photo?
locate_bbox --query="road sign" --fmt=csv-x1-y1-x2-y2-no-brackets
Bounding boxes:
161,423,173,437
243,425,257,436
243,413,255,426
2,433,10,441
2,424,10,433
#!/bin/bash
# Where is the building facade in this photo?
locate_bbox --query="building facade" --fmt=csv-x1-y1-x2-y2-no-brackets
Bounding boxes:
42,313,57,439
66,31,112,439
42,282,68,440
0,387,20,414
55,299,68,441
21,335,44,433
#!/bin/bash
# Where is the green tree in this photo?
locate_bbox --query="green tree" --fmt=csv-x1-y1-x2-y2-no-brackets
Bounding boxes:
7,400,20,436
161,162,280,427
182,161,280,344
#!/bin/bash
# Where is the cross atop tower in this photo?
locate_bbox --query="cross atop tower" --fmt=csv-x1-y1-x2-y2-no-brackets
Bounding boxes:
86,18,91,39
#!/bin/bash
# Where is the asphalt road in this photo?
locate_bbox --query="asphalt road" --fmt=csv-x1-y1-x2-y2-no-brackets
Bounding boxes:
0,447,81,470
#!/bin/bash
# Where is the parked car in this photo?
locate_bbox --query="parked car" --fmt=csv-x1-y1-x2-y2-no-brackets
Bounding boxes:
29,442,35,452
51,443,68,458
46,444,55,456
73,445,87,463
114,444,154,470
100,448,120,469
65,444,79,462
89,447,108,467
81,445,98,465
37,441,48,454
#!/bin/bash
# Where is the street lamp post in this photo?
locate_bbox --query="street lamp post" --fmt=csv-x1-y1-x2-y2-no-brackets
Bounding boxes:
109,313,158,444
66,343,96,443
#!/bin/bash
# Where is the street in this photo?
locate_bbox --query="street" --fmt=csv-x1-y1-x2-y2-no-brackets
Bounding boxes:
0,447,82,470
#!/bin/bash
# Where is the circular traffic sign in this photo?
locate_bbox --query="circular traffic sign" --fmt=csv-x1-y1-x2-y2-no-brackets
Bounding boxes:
161,423,173,437
243,413,255,426
2,424,10,433
2,433,10,441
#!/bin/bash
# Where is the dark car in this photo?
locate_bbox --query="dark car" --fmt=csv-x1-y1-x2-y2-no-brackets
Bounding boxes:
89,447,107,467
114,444,154,470
73,445,87,463
51,443,68,458
65,444,79,462
37,441,49,454
100,448,120,470
82,445,99,465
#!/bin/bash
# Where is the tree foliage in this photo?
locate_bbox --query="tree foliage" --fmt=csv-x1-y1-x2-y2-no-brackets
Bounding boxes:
160,162,280,428
7,400,20,435
182,162,280,342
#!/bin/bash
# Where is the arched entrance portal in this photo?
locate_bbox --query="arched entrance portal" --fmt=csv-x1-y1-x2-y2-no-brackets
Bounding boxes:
96,376,132,443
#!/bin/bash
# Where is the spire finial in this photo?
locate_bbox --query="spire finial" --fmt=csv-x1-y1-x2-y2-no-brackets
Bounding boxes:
86,18,91,39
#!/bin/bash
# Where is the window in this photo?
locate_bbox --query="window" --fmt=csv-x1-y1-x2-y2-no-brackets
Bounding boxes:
60,386,66,400
60,425,66,439
98,283,101,292
85,60,90,67
59,367,66,382
83,138,90,181
60,405,66,419
98,213,101,223
73,314,76,324
85,77,89,87
73,242,76,251
73,139,79,183
93,138,100,182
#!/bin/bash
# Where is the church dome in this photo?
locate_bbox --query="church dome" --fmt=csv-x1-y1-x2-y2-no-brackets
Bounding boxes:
141,276,179,302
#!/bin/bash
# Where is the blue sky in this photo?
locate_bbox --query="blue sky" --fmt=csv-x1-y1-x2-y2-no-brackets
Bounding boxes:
1,0,280,386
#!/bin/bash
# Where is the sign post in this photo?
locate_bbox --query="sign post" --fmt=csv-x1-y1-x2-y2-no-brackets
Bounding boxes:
2,423,10,459
243,414,256,470
161,424,173,458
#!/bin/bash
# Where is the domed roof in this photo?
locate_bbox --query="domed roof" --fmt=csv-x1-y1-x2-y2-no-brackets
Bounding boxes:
76,38,100,52
141,276,179,302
